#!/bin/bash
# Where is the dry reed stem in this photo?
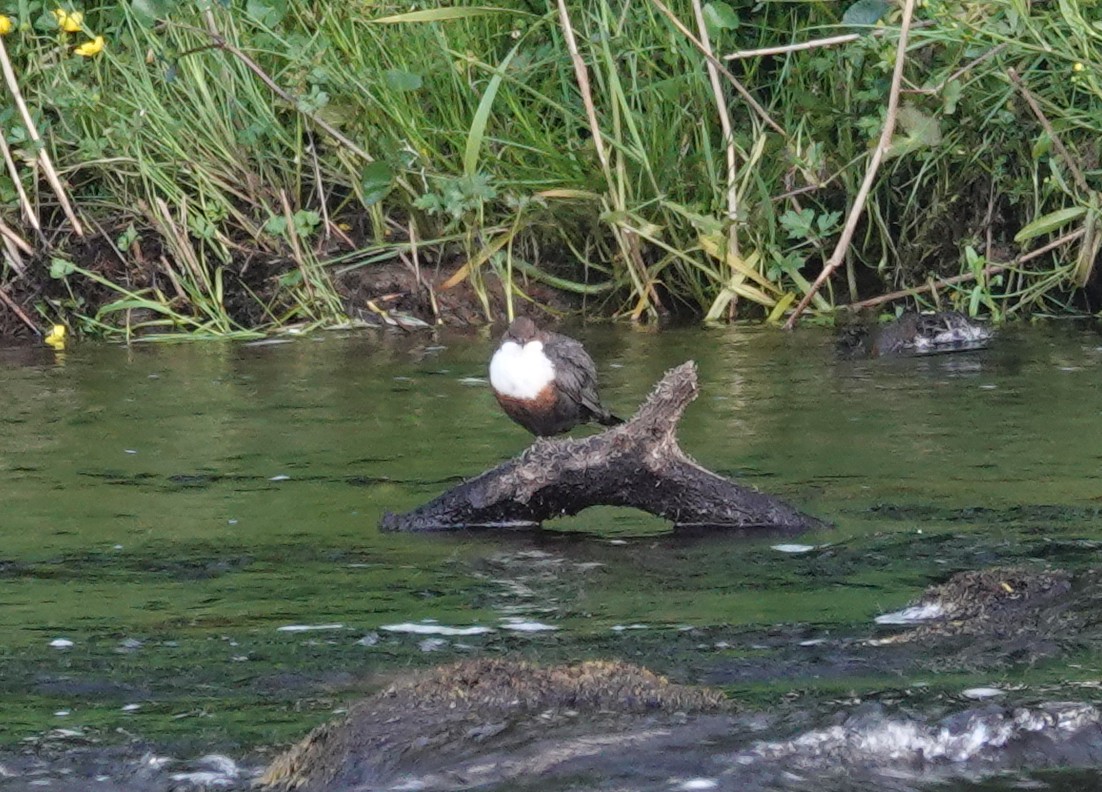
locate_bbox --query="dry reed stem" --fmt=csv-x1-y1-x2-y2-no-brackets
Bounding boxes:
0,121,41,236
1,235,26,277
0,228,28,277
159,254,188,303
649,0,785,136
0,218,33,256
554,1,658,316
153,196,221,308
784,0,918,330
842,227,1088,311
726,32,866,60
400,218,440,324
280,189,316,301
553,0,610,177
724,22,934,61
306,137,332,242
691,0,739,264
0,39,85,237
0,286,40,333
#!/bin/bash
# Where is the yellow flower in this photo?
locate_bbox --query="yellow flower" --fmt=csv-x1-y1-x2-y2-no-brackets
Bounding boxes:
74,35,104,57
1073,62,1085,73
0,15,13,35
44,325,67,350
52,8,83,32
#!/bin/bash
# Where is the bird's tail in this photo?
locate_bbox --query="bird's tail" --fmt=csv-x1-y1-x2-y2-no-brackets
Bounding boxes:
598,412,625,426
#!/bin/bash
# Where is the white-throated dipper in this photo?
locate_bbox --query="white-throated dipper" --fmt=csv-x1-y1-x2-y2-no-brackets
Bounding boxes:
488,317,623,436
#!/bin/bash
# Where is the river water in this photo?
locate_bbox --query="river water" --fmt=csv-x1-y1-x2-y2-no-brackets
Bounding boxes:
2,322,1102,790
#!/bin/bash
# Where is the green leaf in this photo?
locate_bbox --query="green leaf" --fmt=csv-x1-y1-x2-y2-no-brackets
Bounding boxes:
413,193,444,214
465,45,519,178
130,0,173,26
278,270,303,287
816,211,842,234
886,105,942,160
661,201,723,237
897,105,942,146
964,244,983,277
246,0,287,27
384,69,423,93
292,210,321,238
1031,132,1052,160
779,208,814,240
50,257,76,279
942,79,962,115
116,223,140,250
702,2,739,34
843,0,889,28
99,297,178,315
1014,207,1087,243
360,161,394,207
263,216,288,236
371,7,532,23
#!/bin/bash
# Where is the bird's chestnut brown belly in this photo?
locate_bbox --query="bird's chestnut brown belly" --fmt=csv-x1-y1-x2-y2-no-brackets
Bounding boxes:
494,383,582,436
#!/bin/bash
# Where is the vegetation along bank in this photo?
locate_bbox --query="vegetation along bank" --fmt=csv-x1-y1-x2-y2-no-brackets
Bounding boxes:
1,0,1101,339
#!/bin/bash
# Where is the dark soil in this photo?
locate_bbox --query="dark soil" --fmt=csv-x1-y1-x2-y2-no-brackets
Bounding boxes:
1,222,578,338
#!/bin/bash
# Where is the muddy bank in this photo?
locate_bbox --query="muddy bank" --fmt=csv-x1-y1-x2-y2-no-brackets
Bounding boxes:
4,236,577,338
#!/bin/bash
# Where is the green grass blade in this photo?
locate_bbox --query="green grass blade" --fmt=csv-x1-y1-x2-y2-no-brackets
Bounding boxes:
465,44,520,178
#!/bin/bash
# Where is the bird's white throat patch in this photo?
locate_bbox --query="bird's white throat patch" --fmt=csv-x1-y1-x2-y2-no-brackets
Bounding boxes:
489,340,555,400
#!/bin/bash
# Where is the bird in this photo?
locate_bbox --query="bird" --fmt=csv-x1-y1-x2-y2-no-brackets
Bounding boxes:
488,317,623,436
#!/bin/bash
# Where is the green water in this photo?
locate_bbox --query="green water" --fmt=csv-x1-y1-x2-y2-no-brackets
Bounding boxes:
2,323,1102,759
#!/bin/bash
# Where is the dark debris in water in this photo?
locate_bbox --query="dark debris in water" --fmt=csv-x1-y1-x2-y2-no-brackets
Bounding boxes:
0,552,255,582
868,565,1100,670
866,502,1102,524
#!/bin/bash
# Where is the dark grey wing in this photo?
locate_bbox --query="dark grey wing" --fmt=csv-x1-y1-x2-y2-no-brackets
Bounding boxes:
543,333,613,420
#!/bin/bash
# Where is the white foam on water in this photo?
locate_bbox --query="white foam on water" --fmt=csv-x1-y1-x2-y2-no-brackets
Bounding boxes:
380,622,493,636
500,618,558,632
962,687,1005,700
676,779,718,790
772,544,817,554
740,703,1102,768
874,602,945,625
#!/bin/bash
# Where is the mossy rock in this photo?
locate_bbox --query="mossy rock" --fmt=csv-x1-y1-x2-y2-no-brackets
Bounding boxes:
262,657,727,790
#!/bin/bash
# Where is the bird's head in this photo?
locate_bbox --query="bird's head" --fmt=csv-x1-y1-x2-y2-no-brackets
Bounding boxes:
504,316,540,344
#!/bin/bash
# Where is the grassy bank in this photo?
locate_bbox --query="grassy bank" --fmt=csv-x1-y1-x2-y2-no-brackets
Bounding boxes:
1,0,1100,338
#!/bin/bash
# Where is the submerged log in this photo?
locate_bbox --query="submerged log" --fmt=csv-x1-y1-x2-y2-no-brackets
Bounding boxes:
380,361,826,533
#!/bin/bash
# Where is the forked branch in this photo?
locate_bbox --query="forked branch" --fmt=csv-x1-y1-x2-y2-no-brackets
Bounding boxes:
381,362,826,534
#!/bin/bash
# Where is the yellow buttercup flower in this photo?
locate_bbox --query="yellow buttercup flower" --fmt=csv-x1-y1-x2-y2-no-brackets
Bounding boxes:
44,325,67,350
1073,62,1085,73
74,35,104,57
52,8,83,32
0,15,13,35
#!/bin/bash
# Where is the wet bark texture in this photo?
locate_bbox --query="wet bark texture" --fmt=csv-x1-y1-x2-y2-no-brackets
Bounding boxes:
380,362,825,534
